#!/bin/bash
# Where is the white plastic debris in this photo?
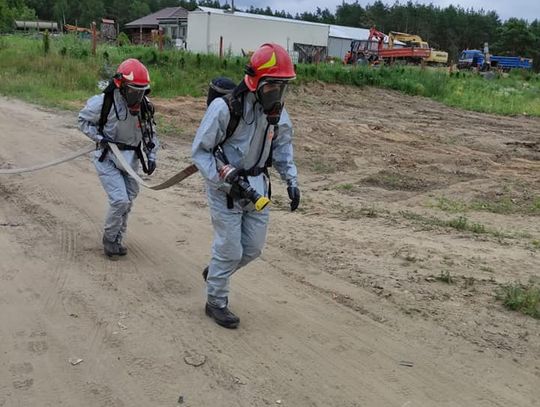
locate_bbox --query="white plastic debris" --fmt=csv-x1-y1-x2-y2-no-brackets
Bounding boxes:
69,358,83,366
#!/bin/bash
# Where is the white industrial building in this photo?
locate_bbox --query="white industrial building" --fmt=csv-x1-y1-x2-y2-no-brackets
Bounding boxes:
187,7,331,62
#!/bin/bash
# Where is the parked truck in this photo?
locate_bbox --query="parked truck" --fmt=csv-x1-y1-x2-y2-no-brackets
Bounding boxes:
388,31,449,65
346,27,447,65
458,49,533,71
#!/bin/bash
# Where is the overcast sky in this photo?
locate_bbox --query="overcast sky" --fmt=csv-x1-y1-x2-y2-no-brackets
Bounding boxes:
228,0,539,22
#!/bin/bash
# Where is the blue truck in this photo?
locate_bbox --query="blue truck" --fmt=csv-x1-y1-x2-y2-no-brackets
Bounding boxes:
458,50,533,71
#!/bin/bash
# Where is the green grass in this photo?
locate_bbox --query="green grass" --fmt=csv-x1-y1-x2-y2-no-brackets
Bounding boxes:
497,282,540,319
446,216,486,233
296,64,540,116
309,159,337,174
0,34,248,108
431,195,540,215
1,35,540,116
362,170,429,191
336,183,354,191
399,210,523,238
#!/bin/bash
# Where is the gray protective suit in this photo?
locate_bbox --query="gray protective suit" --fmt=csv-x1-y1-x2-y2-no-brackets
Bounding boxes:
78,89,159,245
192,91,298,307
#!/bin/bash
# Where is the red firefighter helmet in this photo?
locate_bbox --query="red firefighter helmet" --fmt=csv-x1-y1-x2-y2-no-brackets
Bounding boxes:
244,43,296,92
113,59,150,112
113,58,150,88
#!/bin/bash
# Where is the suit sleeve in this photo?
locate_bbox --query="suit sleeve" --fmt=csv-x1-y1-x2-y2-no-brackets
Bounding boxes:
272,108,298,187
191,98,231,186
78,94,104,143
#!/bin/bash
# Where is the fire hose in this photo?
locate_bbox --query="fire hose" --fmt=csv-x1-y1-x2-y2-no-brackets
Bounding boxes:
0,143,199,191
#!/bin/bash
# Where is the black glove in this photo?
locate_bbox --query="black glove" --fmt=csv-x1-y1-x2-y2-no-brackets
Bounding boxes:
228,181,244,200
147,160,156,175
98,135,114,149
287,186,300,212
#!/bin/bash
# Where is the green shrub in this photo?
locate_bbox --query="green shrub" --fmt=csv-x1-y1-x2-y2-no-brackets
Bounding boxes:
117,32,130,47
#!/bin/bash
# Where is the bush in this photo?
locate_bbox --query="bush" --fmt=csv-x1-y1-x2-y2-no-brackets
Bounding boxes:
117,32,130,47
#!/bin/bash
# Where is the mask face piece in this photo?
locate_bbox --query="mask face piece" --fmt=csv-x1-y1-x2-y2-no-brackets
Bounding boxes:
256,80,288,124
121,83,147,113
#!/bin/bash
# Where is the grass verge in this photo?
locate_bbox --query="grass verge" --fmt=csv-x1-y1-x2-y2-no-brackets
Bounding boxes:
1,35,540,117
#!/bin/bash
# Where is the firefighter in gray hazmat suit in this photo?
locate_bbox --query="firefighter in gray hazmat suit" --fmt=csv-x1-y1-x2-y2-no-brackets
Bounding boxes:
192,43,301,329
78,58,159,257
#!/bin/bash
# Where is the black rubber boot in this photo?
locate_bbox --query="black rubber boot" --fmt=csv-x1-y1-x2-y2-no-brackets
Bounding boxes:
116,240,128,256
202,266,209,281
102,235,120,257
205,302,240,329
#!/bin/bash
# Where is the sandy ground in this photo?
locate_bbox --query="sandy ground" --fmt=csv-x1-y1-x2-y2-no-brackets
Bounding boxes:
0,85,539,407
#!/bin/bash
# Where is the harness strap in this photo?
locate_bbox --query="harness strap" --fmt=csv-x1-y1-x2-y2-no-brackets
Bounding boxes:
96,142,141,163
227,195,234,209
237,167,266,177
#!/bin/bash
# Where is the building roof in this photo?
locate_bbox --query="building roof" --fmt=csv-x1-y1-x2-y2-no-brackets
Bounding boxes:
195,6,329,28
193,8,401,45
329,25,370,40
125,7,188,27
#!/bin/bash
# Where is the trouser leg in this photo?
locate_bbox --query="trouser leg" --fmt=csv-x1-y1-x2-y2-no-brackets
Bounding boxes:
207,210,243,307
205,188,270,308
236,207,269,270
117,169,139,244
95,156,131,243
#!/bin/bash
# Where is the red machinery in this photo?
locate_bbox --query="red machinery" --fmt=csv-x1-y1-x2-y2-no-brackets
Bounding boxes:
347,26,431,64
368,27,385,51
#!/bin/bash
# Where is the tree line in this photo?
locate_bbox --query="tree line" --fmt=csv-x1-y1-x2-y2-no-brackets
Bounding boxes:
1,0,539,67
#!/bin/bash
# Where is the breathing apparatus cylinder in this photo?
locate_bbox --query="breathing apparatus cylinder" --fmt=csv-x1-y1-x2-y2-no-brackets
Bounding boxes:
214,149,270,211
235,177,270,211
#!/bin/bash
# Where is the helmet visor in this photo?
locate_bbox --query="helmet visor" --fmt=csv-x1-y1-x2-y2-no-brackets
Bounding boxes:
256,80,289,113
122,83,148,108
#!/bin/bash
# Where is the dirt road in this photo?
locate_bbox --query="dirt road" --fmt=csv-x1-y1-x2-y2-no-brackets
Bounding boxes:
0,86,539,406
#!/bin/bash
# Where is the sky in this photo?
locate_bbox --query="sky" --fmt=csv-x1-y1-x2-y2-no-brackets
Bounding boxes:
228,0,539,22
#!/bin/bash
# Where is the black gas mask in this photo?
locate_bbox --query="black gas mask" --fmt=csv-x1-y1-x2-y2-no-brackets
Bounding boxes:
256,80,289,125
120,83,148,115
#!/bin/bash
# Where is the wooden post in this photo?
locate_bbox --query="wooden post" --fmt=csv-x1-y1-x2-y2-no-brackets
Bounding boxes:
91,21,97,56
159,28,163,52
219,36,223,59
139,25,142,44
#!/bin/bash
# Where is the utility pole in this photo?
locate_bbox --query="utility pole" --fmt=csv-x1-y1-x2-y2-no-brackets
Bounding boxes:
91,21,97,56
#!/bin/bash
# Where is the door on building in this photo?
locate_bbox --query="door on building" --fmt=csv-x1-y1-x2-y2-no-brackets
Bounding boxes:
293,43,327,63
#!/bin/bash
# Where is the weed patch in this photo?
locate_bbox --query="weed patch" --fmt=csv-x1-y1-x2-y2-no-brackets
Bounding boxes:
431,189,540,215
309,159,337,174
497,282,540,319
362,170,431,191
336,183,354,191
399,210,527,240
